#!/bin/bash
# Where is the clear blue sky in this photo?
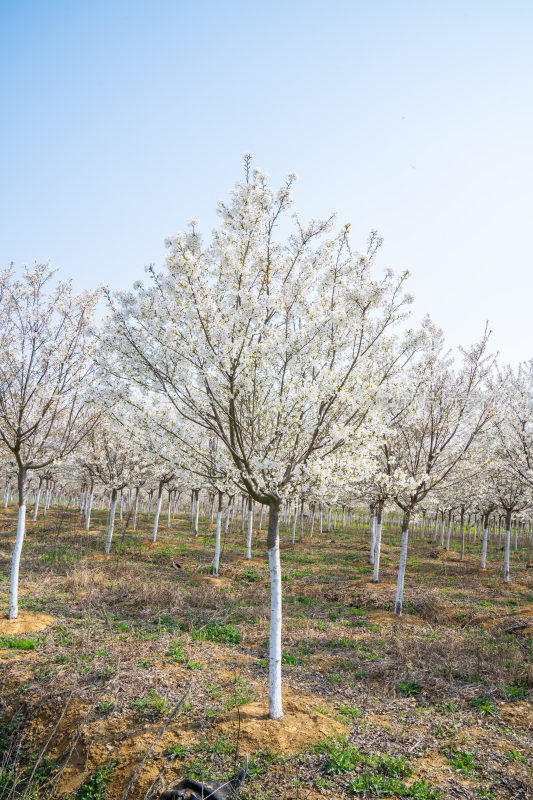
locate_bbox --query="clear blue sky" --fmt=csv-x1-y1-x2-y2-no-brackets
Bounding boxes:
1,0,532,364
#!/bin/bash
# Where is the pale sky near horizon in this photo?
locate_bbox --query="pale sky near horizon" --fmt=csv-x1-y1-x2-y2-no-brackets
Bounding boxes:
1,1,532,365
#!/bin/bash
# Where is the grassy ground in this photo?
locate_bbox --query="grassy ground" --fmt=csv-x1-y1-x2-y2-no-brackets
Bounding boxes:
0,504,532,800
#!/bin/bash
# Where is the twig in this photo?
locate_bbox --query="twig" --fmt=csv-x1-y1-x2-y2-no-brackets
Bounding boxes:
120,684,192,800
22,693,73,793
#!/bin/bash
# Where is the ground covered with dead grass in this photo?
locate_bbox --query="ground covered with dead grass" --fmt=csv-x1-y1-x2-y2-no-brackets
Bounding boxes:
0,506,532,800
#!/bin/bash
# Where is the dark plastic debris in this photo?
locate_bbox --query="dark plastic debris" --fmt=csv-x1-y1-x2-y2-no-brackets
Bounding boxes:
161,767,246,800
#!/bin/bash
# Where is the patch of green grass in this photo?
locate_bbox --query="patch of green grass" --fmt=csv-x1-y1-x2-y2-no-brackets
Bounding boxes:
281,652,302,666
0,636,35,650
191,622,242,645
225,686,251,710
130,690,169,721
246,751,284,778
395,680,420,697
96,700,115,714
504,683,527,700
163,743,189,760
348,773,403,795
435,701,461,713
342,749,429,797
405,780,442,798
241,569,261,582
337,703,362,718
445,747,481,778
469,696,498,717
75,765,115,800
504,749,527,762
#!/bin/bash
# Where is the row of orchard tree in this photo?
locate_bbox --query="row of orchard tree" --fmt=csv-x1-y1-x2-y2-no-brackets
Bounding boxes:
1,159,533,719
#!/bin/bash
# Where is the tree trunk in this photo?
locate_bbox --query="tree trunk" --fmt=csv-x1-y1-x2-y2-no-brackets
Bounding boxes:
105,488,118,554
394,509,411,617
132,487,139,531
481,520,489,569
246,498,253,559
504,509,512,584
85,486,94,531
213,491,223,576
372,506,383,584
152,482,163,543
291,501,297,545
369,513,376,565
224,496,233,536
267,501,283,720
193,489,200,536
460,509,465,561
32,484,42,521
9,467,27,619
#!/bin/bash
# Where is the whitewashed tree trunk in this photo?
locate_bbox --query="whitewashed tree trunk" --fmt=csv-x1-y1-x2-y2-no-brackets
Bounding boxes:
327,507,332,532
319,505,323,534
9,468,27,619
291,502,297,545
119,490,124,521
258,504,264,531
246,499,253,559
167,489,172,528
224,496,233,536
481,524,489,568
504,511,512,583
152,483,163,543
193,489,200,536
372,510,383,583
85,487,94,531
32,485,42,521
132,488,139,530
213,492,223,576
394,511,411,616
105,488,118,554
309,504,315,537
369,514,376,565
267,502,283,720
43,487,50,517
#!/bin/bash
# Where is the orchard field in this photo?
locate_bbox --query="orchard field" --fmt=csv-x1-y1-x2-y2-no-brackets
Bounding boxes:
2,167,533,800
1,500,532,800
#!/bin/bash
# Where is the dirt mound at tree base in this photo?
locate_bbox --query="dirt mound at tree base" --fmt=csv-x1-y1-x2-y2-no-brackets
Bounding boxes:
0,611,55,635
217,689,347,753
